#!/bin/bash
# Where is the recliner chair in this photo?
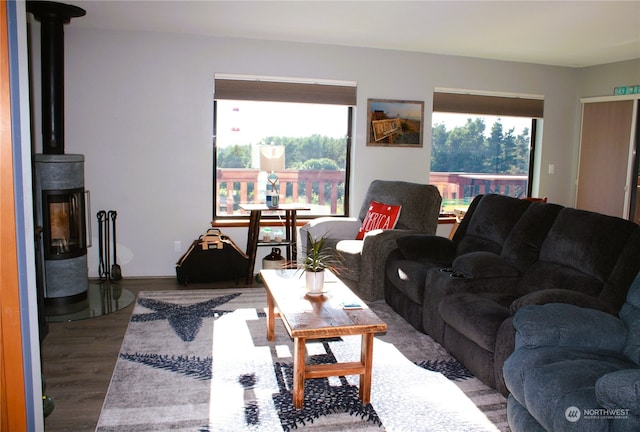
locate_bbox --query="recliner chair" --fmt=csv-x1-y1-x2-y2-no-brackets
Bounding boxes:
298,180,442,301
504,272,640,431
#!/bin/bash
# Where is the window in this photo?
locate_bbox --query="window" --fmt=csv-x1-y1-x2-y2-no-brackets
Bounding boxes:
429,91,543,212
213,75,355,219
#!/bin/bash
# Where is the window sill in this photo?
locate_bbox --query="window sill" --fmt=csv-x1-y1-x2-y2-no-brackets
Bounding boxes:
212,215,457,228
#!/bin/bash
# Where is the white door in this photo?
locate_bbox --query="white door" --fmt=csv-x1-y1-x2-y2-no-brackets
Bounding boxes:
576,99,636,218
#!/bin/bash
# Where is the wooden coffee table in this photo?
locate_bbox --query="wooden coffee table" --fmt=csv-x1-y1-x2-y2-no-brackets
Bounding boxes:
260,269,388,409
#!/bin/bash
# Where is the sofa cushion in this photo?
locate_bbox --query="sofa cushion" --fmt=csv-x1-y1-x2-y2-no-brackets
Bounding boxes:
620,274,640,365
620,302,640,365
513,304,627,351
506,395,547,432
456,194,531,256
504,346,637,432
501,202,563,272
539,207,640,282
628,276,640,309
517,261,603,297
510,289,617,315
439,292,512,352
596,370,640,416
452,251,520,279
396,234,456,264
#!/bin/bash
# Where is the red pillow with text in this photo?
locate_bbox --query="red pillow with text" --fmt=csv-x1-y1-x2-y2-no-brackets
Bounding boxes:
356,200,402,240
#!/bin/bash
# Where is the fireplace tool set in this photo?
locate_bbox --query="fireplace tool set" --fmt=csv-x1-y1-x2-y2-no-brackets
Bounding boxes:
97,210,122,282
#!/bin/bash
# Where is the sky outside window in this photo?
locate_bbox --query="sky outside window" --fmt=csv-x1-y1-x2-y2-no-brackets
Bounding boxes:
216,100,348,151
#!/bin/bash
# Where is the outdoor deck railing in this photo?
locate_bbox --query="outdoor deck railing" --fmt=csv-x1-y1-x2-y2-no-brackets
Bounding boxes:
215,169,528,215
430,172,528,202
216,169,345,215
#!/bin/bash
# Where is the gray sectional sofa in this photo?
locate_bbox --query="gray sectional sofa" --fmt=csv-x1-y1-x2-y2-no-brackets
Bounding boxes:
384,194,640,396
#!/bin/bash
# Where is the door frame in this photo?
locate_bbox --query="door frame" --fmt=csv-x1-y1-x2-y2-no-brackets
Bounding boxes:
1,1,28,429
1,1,44,430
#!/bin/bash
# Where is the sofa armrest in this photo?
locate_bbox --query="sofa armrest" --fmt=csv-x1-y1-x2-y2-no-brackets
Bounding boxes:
453,251,520,279
513,303,627,351
356,229,421,301
395,234,456,265
300,217,361,239
596,369,640,416
298,217,361,265
510,289,617,315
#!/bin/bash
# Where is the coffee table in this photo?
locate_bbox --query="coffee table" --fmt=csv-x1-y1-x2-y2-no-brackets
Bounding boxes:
260,268,388,409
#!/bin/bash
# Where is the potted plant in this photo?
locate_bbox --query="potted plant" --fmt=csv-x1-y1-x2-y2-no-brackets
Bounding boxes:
301,235,338,295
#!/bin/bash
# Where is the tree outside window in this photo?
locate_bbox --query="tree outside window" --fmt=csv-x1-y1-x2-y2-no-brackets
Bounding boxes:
214,99,351,218
430,112,535,212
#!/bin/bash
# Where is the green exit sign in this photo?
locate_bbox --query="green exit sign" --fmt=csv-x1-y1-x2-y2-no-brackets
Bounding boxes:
614,85,640,95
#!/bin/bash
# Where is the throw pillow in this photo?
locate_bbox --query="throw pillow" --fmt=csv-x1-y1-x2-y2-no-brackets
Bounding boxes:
356,200,402,240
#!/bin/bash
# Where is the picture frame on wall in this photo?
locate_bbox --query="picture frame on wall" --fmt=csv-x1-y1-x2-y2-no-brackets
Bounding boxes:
367,99,424,147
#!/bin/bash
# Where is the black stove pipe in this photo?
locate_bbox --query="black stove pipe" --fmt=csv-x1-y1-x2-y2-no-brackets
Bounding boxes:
27,1,85,155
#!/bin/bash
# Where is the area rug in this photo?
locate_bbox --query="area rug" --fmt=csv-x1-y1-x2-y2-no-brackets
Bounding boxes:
96,289,509,431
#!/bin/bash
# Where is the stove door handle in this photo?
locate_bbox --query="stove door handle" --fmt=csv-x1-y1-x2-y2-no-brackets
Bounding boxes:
85,190,92,249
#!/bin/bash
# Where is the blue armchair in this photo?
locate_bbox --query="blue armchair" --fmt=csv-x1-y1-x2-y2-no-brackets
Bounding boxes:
503,272,640,431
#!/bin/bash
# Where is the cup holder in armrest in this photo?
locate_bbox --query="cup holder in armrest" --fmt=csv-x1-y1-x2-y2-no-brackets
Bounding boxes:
439,268,466,278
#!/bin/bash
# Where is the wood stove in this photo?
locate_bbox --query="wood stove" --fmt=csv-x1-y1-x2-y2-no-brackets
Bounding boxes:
28,1,88,307
34,154,88,305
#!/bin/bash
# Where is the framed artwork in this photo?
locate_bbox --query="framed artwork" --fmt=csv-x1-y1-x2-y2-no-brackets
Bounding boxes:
367,99,424,147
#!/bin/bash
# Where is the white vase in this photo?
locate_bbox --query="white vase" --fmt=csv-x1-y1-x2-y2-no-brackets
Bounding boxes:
305,270,325,294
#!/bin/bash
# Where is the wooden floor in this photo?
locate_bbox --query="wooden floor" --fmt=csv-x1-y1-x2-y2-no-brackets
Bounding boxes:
41,277,253,432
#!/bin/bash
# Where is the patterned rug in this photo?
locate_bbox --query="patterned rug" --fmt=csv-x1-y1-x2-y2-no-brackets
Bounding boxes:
96,289,508,431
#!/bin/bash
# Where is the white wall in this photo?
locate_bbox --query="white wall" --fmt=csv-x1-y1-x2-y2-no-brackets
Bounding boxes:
52,26,613,278
571,59,640,208
578,59,640,98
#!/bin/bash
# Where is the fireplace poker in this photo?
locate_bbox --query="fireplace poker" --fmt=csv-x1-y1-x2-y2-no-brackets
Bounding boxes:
109,210,122,281
97,210,108,281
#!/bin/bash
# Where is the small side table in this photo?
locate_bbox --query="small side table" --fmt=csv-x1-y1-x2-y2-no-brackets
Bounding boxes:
239,204,310,284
